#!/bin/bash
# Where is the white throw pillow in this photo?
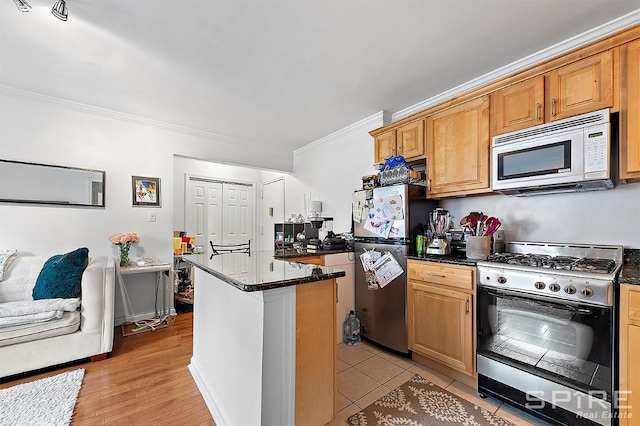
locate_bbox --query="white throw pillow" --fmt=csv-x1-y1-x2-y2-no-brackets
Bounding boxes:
0,250,18,281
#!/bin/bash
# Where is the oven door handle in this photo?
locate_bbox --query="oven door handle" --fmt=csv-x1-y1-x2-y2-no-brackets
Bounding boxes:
483,289,593,315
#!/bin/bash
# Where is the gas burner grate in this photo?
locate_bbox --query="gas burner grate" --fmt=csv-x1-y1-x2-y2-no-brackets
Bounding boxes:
572,258,617,274
485,253,617,274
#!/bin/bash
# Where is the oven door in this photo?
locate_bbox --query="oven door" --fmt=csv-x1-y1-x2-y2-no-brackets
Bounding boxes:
477,286,614,425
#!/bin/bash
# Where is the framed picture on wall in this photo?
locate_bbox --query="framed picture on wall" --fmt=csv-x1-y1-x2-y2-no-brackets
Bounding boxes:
132,176,161,207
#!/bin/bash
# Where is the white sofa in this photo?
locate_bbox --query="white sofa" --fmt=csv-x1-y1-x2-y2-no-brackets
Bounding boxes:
0,255,115,378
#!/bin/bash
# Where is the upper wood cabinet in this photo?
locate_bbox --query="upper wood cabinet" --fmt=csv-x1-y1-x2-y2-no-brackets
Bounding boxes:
492,51,614,135
492,76,544,134
621,39,640,181
373,129,397,164
547,50,614,120
426,96,491,198
373,119,425,164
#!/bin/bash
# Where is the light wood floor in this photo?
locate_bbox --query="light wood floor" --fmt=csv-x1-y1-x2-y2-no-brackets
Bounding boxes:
0,313,215,425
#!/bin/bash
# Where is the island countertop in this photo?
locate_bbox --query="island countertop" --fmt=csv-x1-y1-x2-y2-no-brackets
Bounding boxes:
182,252,346,292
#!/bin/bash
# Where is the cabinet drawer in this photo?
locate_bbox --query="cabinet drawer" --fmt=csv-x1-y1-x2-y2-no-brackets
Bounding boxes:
407,261,474,291
628,287,640,322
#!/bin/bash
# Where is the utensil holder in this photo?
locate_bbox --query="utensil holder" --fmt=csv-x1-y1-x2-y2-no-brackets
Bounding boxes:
466,236,491,259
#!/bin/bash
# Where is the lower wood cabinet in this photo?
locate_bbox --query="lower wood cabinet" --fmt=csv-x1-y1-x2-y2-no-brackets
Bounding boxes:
407,260,476,387
619,284,640,425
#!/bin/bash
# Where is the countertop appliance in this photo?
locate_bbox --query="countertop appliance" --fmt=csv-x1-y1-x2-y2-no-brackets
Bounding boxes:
492,108,614,196
353,183,437,354
426,207,452,255
476,241,623,426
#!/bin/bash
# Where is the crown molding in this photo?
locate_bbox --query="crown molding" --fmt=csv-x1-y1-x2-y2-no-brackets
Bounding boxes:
294,110,390,154
0,84,267,150
392,9,640,121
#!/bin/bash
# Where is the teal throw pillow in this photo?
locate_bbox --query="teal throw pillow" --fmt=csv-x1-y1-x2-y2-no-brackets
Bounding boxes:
32,247,89,300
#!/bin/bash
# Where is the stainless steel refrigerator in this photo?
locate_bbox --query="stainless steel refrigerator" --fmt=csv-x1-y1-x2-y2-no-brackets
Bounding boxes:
353,184,438,354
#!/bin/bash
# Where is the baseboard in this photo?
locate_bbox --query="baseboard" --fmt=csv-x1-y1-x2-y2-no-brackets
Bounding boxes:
188,358,228,426
412,351,478,389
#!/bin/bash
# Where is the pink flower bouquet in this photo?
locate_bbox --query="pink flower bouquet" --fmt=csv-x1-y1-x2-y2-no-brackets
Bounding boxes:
109,232,139,266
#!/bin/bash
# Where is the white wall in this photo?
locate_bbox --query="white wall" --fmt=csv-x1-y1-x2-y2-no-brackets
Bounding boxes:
0,88,293,323
288,113,386,235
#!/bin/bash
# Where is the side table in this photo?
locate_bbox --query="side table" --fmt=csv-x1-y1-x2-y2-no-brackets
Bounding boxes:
117,261,173,336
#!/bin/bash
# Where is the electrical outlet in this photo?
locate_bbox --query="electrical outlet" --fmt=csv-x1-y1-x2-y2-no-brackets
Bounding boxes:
148,212,156,222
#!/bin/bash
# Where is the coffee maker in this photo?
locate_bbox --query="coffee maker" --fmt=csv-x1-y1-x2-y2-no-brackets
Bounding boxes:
426,208,452,255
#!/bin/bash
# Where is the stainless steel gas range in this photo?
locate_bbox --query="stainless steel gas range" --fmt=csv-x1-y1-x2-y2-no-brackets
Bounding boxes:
476,241,623,426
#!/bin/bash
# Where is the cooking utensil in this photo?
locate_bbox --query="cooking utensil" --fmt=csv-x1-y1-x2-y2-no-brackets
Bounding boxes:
484,217,502,236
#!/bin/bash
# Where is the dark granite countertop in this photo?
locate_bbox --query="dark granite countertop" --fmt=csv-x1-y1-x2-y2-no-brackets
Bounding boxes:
406,253,478,267
620,249,640,286
273,247,354,258
182,252,346,292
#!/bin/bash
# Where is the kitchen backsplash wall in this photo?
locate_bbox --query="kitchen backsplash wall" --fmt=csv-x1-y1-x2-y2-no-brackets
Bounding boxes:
441,184,640,248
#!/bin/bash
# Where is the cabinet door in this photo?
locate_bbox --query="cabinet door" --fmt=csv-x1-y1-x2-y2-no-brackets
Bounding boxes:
547,51,613,121
296,279,336,425
426,96,491,197
621,39,640,180
396,119,425,160
492,76,544,135
620,284,640,425
408,281,473,374
374,130,396,164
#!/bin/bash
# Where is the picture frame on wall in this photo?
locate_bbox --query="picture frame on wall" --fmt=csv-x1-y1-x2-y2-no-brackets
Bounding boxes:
132,176,161,207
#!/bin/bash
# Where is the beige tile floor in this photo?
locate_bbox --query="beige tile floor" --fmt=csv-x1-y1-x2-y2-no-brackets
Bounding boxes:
326,340,549,426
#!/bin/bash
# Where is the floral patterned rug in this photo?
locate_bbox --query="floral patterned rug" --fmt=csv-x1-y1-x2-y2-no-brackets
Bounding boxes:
347,374,515,426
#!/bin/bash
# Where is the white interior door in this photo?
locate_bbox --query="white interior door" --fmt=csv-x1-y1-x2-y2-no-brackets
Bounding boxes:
261,178,285,251
223,183,253,245
186,176,254,258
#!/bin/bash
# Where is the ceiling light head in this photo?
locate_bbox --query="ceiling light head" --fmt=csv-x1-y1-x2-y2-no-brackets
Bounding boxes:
51,0,68,21
13,0,32,12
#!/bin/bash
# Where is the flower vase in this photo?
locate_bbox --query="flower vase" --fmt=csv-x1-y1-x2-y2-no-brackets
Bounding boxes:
119,245,130,267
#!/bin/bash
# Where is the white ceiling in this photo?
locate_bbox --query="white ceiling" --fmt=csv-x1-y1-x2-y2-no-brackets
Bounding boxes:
1,1,639,152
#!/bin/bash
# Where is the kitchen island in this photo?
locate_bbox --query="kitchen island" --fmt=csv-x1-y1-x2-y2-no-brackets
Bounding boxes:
182,252,345,426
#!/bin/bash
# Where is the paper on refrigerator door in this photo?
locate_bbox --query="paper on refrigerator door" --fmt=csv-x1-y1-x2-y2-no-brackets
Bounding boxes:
359,249,382,290
370,252,404,288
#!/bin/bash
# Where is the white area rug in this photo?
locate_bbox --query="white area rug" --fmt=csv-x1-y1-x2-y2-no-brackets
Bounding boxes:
0,368,84,426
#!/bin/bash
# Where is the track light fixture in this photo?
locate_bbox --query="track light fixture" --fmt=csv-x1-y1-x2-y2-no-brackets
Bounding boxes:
11,0,68,21
12,0,32,12
51,0,67,21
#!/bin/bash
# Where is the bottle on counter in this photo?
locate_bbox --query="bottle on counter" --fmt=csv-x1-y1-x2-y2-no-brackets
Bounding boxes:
343,310,361,346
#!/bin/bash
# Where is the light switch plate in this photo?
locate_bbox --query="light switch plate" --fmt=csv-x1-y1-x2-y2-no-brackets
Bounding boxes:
148,212,156,222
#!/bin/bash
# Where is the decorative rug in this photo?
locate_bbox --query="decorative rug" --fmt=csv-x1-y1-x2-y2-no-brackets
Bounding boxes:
347,374,514,426
0,368,84,426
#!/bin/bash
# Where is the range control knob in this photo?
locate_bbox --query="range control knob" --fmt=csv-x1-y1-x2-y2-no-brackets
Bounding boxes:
549,283,561,292
534,281,546,290
581,288,594,297
497,276,507,284
564,285,577,295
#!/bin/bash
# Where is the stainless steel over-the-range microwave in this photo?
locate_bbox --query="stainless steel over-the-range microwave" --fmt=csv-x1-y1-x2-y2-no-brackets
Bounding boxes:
492,108,614,196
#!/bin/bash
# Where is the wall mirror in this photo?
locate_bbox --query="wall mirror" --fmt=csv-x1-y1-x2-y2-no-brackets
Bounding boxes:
0,159,105,207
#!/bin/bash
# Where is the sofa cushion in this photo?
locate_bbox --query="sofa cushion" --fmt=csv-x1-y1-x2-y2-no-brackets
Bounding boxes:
0,311,80,347
32,248,89,300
